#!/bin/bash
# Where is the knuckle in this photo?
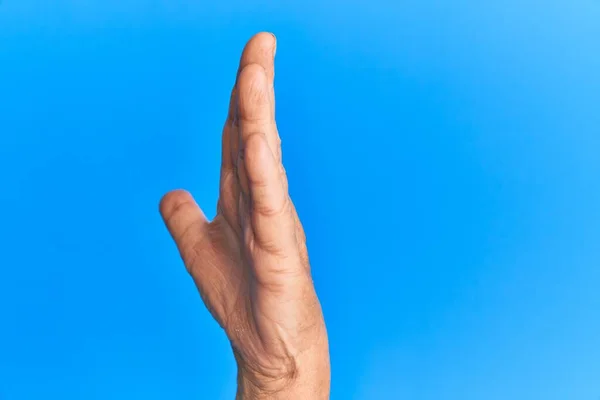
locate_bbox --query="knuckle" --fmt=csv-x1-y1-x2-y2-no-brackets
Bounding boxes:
257,238,289,259
253,194,290,218
242,131,265,157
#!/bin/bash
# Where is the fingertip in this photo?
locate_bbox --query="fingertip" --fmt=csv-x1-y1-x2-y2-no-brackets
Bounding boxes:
238,63,268,89
237,63,270,116
159,189,196,220
266,32,277,57
238,32,277,78
270,33,277,57
247,32,276,54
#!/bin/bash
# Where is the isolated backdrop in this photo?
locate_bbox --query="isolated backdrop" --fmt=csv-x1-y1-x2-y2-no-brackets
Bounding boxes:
0,1,599,399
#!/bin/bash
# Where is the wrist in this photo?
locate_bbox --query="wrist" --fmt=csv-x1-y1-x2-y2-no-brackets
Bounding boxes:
234,332,330,399
236,362,330,400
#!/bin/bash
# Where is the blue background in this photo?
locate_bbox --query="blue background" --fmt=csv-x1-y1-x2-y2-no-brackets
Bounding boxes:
1,1,599,399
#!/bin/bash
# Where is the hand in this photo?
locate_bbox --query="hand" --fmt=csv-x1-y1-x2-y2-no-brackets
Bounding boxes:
159,33,330,399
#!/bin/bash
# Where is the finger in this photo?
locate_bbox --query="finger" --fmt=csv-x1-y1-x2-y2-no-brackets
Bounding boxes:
218,86,240,230
219,33,277,226
222,86,237,173
236,63,271,200
159,190,210,270
238,32,276,107
237,65,296,259
236,32,281,162
244,132,296,255
160,190,233,323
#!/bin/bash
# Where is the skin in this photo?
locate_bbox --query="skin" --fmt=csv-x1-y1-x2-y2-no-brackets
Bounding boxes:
159,32,331,399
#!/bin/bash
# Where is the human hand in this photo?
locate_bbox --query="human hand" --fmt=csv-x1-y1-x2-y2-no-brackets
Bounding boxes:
159,33,330,399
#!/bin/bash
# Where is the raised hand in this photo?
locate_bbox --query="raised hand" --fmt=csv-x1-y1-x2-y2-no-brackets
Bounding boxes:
159,33,330,399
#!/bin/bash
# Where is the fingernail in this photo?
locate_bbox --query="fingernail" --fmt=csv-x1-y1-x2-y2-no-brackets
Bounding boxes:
270,32,277,57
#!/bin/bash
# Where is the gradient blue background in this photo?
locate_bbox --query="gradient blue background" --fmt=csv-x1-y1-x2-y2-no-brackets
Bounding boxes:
1,1,599,399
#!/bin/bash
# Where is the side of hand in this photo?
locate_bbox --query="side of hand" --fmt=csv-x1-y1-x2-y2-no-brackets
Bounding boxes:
159,33,331,399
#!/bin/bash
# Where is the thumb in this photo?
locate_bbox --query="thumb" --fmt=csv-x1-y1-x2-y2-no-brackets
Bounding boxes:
159,189,210,270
